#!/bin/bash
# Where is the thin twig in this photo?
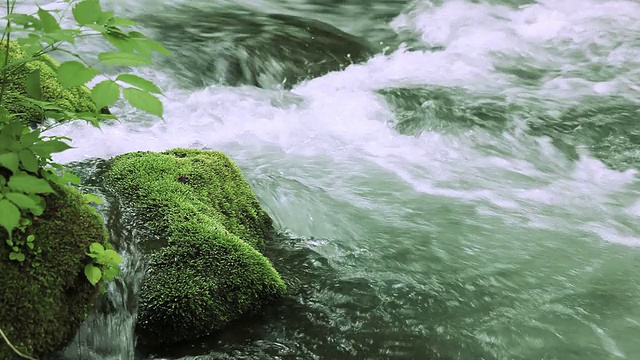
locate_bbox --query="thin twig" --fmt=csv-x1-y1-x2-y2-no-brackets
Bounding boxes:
0,326,37,360
0,0,17,104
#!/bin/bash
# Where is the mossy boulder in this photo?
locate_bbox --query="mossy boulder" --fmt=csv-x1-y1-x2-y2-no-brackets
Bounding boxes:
0,184,109,359
106,148,286,346
0,41,98,125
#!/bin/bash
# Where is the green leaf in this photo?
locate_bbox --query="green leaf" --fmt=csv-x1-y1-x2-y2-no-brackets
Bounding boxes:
12,246,19,252
97,11,114,26
104,249,123,264
60,172,81,185
83,193,104,205
41,111,63,122
123,88,163,117
19,149,39,173
31,205,44,216
7,174,54,194
0,153,20,173
73,113,102,128
37,8,61,32
137,39,172,57
31,139,72,159
72,0,102,25
20,129,41,148
6,192,40,211
90,242,105,254
0,199,20,235
116,74,161,93
145,40,173,56
107,16,136,27
98,52,151,66
102,264,120,281
21,98,62,112
25,69,42,100
16,253,26,262
42,170,61,185
128,31,147,39
27,243,34,249
57,61,98,88
125,38,173,58
9,252,18,261
44,29,80,44
84,263,102,285
86,24,107,34
27,235,35,242
105,26,129,39
104,33,136,53
16,35,44,57
91,80,120,109
0,105,10,119
8,14,41,29
0,121,23,140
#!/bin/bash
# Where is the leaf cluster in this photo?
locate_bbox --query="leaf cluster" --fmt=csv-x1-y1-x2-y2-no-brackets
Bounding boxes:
0,0,169,274
2,0,169,122
0,1,169,357
0,118,72,236
84,242,123,291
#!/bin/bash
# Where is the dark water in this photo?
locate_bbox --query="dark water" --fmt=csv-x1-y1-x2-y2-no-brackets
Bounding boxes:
25,0,640,358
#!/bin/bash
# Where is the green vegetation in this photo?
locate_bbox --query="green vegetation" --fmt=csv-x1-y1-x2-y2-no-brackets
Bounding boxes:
1,40,98,126
84,241,123,287
0,0,168,357
1,0,283,355
0,183,109,359
107,149,286,345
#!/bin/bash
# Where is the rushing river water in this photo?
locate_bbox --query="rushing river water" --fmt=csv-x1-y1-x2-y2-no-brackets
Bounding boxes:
11,0,640,358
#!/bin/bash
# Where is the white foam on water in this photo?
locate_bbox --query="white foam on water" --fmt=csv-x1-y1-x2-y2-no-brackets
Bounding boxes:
6,0,640,359
392,0,640,102
43,0,639,246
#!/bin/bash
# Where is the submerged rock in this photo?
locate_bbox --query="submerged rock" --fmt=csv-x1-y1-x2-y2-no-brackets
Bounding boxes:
0,184,109,359
380,86,640,170
0,41,100,125
138,6,376,89
378,86,514,136
530,95,640,170
106,148,286,347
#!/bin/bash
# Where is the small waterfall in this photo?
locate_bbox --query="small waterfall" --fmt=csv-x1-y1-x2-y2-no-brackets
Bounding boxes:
60,161,147,360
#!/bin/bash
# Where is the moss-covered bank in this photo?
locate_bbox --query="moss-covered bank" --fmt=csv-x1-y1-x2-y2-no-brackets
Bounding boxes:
0,184,109,359
106,148,286,346
0,41,98,125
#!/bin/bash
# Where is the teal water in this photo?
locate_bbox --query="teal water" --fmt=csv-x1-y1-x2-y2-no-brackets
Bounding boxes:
15,0,640,358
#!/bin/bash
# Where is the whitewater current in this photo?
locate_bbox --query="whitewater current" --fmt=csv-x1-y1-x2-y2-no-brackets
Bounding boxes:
6,0,640,359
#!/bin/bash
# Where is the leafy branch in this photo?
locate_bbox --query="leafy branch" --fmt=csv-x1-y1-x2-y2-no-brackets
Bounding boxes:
0,0,170,357
0,0,170,239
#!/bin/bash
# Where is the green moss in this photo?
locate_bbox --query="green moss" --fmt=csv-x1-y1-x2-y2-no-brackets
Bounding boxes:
0,184,109,359
106,148,286,346
0,41,98,124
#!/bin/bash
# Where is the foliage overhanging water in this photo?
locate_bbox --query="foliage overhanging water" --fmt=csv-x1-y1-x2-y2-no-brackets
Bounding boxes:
12,0,640,358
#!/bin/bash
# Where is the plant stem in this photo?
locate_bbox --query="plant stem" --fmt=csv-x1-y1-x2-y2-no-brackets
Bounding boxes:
0,326,37,360
0,0,17,105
